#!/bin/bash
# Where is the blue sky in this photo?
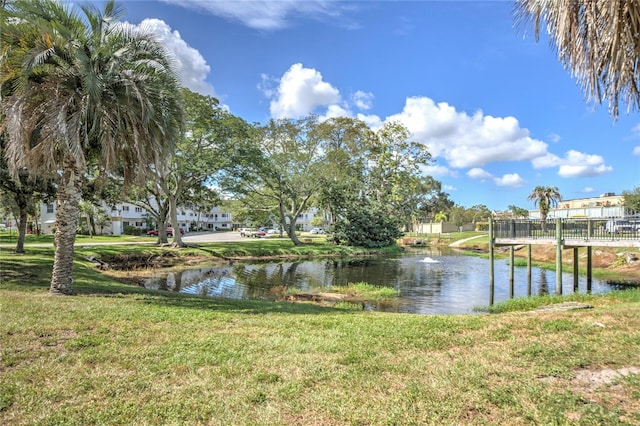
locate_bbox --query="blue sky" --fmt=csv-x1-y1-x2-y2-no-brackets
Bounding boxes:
118,0,640,211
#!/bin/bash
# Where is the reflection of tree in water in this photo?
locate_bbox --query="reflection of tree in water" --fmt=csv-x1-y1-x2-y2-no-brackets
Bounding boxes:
538,269,549,296
229,261,327,295
323,258,402,288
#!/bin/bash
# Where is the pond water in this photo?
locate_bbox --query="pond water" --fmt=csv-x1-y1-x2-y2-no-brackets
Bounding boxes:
144,248,628,315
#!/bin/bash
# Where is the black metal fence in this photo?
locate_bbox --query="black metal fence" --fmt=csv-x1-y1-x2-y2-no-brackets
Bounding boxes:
493,218,640,242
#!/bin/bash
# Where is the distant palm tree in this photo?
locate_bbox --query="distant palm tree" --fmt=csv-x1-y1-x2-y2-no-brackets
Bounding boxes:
1,0,183,294
514,0,640,119
434,210,448,222
527,186,562,231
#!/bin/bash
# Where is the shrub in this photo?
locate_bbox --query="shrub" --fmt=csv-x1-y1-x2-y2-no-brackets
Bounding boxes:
331,205,402,248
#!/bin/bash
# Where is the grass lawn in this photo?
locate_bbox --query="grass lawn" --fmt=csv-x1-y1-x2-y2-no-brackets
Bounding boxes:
1,243,640,425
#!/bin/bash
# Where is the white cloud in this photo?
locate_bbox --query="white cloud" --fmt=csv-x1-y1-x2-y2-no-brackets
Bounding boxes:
532,150,612,178
160,0,347,31
634,146,640,155
261,68,614,182
355,113,383,129
532,153,562,169
547,132,561,143
423,164,457,178
557,150,612,178
385,97,549,168
494,173,525,188
580,187,596,193
443,184,457,191
134,19,215,96
468,168,524,188
467,168,494,181
320,104,351,121
267,63,341,119
353,91,374,110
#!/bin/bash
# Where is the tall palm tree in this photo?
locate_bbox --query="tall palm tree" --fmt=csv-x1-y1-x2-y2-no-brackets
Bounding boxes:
1,0,183,294
527,186,562,231
514,0,640,119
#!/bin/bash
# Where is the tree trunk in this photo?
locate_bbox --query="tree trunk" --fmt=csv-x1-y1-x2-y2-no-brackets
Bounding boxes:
168,193,184,247
15,196,28,254
286,220,301,245
50,157,83,295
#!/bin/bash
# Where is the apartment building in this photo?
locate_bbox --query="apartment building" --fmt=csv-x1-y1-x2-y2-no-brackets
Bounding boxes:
39,202,323,235
528,193,635,219
40,201,235,235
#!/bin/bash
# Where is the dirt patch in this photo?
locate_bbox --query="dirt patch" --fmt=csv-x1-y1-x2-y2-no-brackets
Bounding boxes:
541,366,640,424
574,367,640,390
529,302,593,313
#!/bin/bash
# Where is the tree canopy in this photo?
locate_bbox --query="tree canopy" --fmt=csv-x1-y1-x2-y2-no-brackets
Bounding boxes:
622,186,640,212
514,0,640,119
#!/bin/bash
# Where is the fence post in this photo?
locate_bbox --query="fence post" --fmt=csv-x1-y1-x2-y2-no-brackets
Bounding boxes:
573,247,579,292
586,246,592,293
527,244,532,296
555,218,563,295
509,246,515,298
489,219,494,306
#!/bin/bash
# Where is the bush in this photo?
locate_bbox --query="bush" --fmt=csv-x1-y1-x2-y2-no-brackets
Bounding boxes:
123,225,142,236
331,205,402,248
475,222,489,231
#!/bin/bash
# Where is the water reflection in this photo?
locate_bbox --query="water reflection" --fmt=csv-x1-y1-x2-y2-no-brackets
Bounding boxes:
144,248,628,315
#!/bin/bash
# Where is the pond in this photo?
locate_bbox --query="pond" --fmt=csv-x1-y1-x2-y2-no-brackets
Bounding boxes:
144,247,627,314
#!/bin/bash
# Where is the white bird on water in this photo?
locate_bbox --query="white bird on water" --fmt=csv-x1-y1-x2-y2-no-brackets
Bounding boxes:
420,257,440,264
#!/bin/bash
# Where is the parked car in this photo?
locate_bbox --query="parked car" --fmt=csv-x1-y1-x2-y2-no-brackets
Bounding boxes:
605,219,634,234
310,228,325,234
266,229,279,234
240,228,266,238
147,227,185,237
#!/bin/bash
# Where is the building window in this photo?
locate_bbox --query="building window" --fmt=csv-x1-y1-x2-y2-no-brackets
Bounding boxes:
46,203,54,213
135,222,143,227
135,207,143,213
122,205,130,212
221,213,227,218
123,221,130,227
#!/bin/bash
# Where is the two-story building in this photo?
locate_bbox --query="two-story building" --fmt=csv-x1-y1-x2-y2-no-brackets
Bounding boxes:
528,193,635,219
39,202,324,235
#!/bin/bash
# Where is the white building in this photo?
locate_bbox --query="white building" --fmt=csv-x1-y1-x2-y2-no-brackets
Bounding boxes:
528,193,636,220
40,201,236,235
39,202,324,235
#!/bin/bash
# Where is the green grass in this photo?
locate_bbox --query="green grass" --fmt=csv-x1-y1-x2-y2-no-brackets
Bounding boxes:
0,232,155,246
329,281,400,301
2,241,640,425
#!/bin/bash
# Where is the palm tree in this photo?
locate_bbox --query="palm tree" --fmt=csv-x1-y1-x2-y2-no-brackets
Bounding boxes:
527,186,562,231
514,0,640,119
1,0,183,294
434,210,448,222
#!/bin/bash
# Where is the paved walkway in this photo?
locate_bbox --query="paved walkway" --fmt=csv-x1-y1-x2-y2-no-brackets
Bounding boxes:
448,234,487,247
0,231,277,250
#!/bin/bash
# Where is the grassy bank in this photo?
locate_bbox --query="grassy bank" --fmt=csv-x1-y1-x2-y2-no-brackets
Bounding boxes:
2,245,640,425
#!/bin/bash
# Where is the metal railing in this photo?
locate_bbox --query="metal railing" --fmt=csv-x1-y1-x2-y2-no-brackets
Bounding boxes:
493,218,640,242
